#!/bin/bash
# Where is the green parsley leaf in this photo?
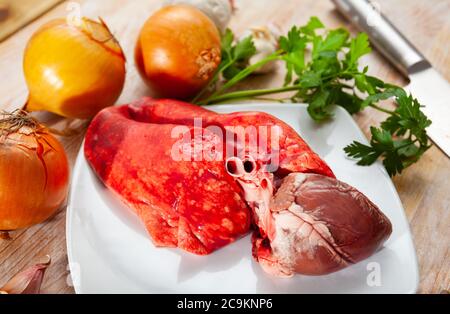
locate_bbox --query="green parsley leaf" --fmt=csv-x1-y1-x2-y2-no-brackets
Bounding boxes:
219,33,256,80
307,90,331,121
331,88,363,114
300,16,324,36
300,71,322,88
361,87,405,109
313,28,349,57
234,36,257,61
221,28,234,57
347,33,371,68
344,141,381,165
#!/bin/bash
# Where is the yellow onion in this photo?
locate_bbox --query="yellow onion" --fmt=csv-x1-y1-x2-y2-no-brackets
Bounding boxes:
0,110,69,237
23,18,126,119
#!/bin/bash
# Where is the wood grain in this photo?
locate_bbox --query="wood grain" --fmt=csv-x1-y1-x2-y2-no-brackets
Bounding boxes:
0,0,64,42
0,0,448,294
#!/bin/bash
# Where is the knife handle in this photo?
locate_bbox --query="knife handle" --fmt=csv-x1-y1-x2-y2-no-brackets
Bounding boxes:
331,0,430,76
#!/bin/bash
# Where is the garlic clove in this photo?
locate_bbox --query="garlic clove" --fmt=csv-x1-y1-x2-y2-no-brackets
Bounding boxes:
241,24,281,74
0,256,51,294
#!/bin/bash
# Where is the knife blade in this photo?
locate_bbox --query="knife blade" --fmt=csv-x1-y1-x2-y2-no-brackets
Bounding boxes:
332,0,450,158
407,68,450,157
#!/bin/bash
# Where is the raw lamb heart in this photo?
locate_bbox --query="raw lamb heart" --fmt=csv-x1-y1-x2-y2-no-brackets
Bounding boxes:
251,173,393,276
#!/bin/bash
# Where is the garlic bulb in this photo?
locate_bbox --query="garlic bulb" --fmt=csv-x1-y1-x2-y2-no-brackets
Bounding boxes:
163,0,232,32
241,25,280,74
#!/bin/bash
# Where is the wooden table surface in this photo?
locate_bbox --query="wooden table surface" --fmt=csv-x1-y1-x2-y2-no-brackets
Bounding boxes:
0,0,449,294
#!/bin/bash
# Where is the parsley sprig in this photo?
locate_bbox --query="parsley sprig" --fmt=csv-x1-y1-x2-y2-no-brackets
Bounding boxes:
345,92,431,175
194,17,432,176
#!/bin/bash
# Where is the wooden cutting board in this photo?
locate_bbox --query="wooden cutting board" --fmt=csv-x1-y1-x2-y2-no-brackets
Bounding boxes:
0,0,63,42
0,0,448,294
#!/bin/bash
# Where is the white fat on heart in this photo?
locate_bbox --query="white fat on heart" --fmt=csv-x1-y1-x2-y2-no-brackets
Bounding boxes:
286,195,334,242
292,173,307,188
271,210,319,263
271,201,335,267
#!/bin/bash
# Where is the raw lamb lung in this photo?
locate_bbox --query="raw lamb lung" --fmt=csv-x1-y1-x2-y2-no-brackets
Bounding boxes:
84,97,333,255
84,103,251,255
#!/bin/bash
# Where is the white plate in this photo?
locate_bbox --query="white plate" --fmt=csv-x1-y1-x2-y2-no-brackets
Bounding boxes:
67,104,419,294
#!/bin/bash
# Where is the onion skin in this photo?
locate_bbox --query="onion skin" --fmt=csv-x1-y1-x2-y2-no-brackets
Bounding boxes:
135,5,221,99
23,18,126,119
0,119,69,231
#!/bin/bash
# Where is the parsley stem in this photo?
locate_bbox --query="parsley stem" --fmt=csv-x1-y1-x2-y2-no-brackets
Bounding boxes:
369,104,396,115
253,97,290,102
395,139,419,151
209,52,283,99
199,85,301,105
319,70,359,82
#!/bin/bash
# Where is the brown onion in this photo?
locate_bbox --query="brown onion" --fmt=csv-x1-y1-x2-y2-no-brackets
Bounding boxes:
135,5,221,99
0,111,69,237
